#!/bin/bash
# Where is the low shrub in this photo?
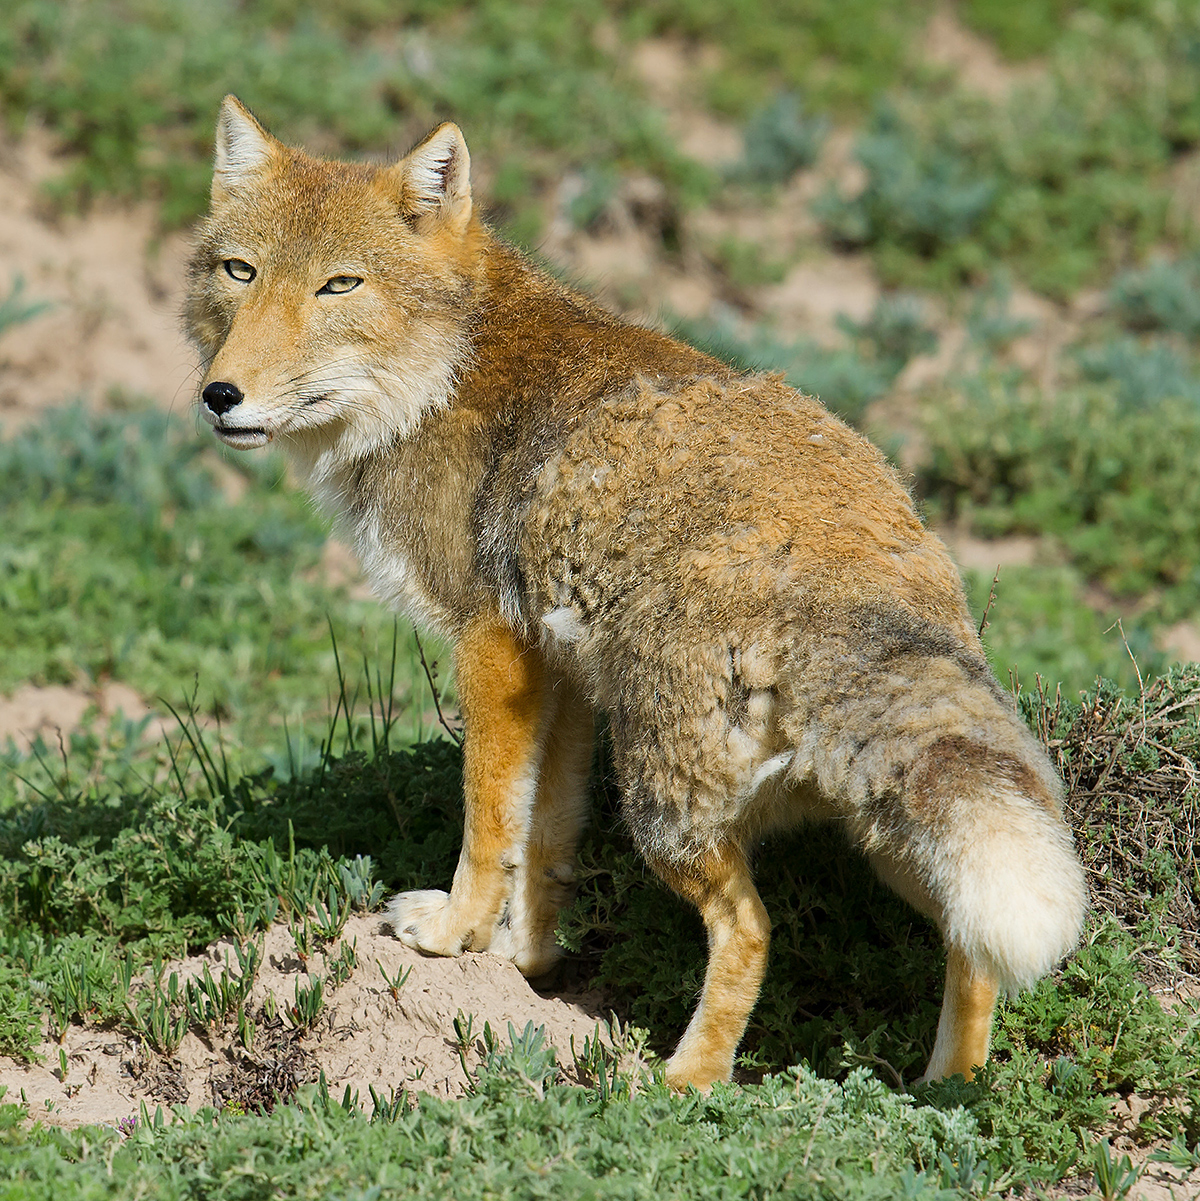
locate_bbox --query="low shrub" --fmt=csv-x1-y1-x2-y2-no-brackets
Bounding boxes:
1110,255,1200,339
738,91,828,183
918,375,1200,620
670,295,936,423
1075,337,1200,410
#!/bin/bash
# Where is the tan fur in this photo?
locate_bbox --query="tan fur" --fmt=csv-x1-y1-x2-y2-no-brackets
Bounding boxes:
186,97,1087,1090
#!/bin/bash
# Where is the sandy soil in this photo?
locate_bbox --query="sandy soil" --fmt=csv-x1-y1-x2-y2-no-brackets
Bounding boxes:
921,7,1045,100
0,915,616,1129
0,681,174,754
0,127,195,423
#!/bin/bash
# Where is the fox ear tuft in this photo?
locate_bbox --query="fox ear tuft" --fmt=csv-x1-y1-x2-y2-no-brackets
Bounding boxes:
213,96,278,191
399,123,472,232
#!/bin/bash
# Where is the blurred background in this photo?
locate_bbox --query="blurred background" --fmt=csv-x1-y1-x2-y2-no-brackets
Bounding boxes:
3,0,1199,766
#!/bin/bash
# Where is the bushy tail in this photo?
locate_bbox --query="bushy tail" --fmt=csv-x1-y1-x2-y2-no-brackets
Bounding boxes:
793,653,1087,994
928,779,1086,993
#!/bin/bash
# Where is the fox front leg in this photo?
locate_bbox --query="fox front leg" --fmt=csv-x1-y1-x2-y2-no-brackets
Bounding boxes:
489,681,593,976
386,614,551,959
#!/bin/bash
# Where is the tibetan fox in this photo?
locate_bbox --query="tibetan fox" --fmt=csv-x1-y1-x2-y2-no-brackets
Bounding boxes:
186,96,1086,1090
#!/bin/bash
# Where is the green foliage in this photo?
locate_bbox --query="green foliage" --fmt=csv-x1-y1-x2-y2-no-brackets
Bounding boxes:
0,402,220,511
1075,337,1200,409
964,928,1200,1171
738,91,829,183
1091,1137,1142,1201
283,973,325,1032
919,375,1200,621
126,971,189,1056
0,965,42,1061
963,565,1161,697
816,101,996,275
1111,254,1200,339
818,5,1200,295
0,683,1195,1190
182,943,260,1030
0,1064,996,1199
0,404,441,750
957,0,1148,60
670,293,935,423
837,293,938,379
0,275,52,339
0,0,687,230
615,0,933,115
706,236,791,288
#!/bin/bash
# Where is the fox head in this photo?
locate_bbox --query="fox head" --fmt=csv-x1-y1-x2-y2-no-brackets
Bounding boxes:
186,96,484,462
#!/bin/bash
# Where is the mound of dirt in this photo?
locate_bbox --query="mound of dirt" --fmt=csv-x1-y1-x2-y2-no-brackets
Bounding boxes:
0,915,613,1130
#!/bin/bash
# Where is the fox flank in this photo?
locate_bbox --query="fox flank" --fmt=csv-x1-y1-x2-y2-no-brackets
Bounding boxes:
187,96,1086,1092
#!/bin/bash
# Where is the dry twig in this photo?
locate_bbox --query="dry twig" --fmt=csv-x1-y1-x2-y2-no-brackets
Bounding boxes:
412,628,462,746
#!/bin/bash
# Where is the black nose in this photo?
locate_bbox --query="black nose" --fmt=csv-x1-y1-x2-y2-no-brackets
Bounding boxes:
202,381,244,416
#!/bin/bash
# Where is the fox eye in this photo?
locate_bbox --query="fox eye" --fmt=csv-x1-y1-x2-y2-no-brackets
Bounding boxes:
318,276,363,295
223,259,256,283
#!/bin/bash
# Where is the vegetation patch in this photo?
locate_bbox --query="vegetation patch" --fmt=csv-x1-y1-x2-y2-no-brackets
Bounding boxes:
918,376,1200,626
1029,667,1200,981
0,673,1196,1194
671,292,936,423
0,403,443,755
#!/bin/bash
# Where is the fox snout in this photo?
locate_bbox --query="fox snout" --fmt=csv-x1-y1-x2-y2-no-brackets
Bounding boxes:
199,379,270,449
202,381,243,415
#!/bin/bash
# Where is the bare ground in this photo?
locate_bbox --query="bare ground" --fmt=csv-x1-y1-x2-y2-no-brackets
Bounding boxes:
0,915,614,1130
0,126,195,424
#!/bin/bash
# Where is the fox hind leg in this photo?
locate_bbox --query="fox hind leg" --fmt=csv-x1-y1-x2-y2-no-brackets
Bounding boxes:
490,682,594,977
919,946,998,1083
651,845,772,1092
386,614,550,958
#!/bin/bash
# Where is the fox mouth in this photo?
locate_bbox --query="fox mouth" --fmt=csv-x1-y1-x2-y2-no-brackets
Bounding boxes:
212,423,270,450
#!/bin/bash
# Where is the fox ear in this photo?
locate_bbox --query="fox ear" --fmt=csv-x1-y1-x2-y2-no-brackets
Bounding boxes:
213,96,279,193
397,123,472,234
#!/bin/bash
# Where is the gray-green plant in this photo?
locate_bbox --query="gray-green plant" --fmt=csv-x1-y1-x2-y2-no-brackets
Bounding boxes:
1091,1137,1141,1201
324,939,357,991
127,972,188,1057
0,276,52,339
1110,254,1200,339
738,91,829,183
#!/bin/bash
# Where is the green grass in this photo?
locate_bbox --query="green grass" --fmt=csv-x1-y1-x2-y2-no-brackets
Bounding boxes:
918,372,1200,625
0,1066,996,1199
669,294,936,424
0,0,693,233
0,403,446,758
817,5,1200,296
963,564,1163,698
615,0,935,117
0,690,1195,1195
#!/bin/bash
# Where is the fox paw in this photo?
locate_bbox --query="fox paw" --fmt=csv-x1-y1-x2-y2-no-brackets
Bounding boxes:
385,890,478,958
489,907,563,978
664,1045,733,1094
